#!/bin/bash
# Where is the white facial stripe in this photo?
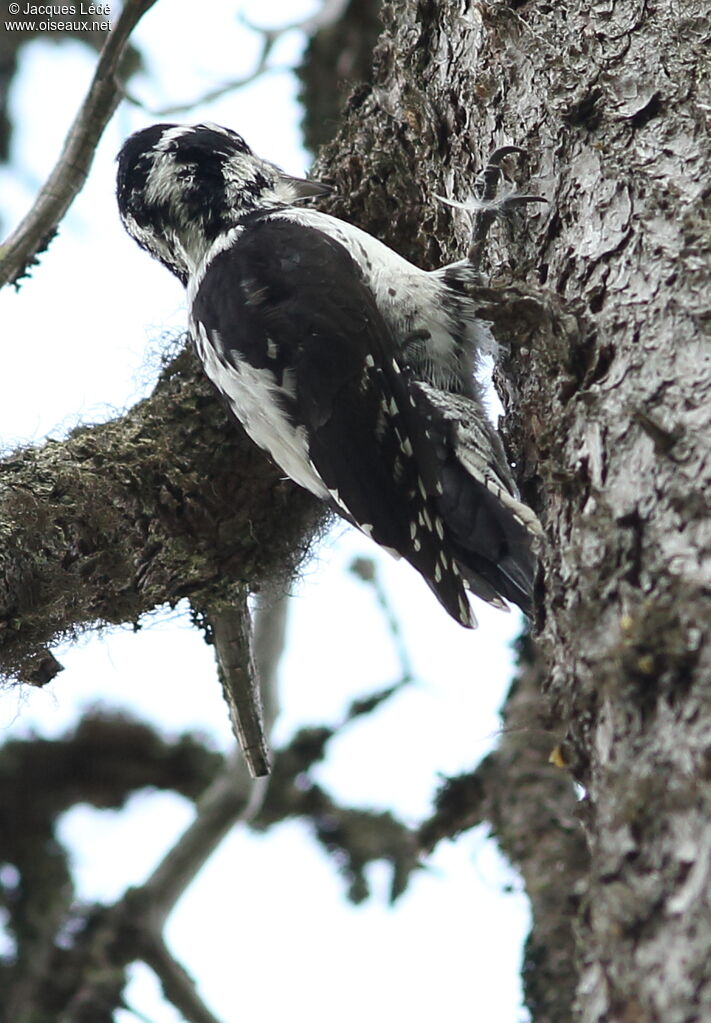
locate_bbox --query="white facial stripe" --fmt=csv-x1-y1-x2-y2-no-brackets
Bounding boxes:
145,151,181,207
155,125,194,151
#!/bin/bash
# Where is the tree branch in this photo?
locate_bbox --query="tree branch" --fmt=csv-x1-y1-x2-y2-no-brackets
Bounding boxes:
349,555,414,684
141,593,289,919
208,594,271,779
0,0,158,288
54,592,288,1023
122,0,350,117
41,589,420,1019
0,348,323,685
141,936,224,1023
420,634,588,1023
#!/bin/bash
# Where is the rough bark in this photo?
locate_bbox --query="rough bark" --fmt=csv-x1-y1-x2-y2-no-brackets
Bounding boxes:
0,349,324,682
1,0,709,1020
420,633,589,1023
312,0,710,1019
297,0,383,153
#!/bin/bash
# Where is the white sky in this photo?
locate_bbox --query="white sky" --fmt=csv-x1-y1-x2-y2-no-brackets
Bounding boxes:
0,3,531,1020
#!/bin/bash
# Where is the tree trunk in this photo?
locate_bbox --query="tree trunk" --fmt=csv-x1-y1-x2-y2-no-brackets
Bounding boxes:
1,0,709,1020
292,0,711,1017
322,1,706,1020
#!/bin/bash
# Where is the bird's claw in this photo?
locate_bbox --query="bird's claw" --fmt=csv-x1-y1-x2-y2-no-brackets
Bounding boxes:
467,147,547,267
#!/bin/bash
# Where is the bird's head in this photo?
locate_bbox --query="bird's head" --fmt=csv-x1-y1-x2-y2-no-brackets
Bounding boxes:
116,122,327,283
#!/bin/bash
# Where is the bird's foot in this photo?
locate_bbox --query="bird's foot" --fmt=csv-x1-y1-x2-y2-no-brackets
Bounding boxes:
468,147,546,268
436,147,546,270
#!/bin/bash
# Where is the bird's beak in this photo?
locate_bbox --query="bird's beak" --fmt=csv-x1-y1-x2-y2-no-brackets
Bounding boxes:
280,173,332,200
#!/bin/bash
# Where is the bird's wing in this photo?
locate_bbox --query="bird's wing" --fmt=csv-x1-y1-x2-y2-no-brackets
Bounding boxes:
190,215,475,627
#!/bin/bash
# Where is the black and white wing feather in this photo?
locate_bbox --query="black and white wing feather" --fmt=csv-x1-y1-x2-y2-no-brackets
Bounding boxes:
409,383,541,616
116,121,542,628
190,215,476,626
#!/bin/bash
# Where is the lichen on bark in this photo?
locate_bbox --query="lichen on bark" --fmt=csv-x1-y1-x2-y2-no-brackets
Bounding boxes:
1,0,709,1019
0,348,325,683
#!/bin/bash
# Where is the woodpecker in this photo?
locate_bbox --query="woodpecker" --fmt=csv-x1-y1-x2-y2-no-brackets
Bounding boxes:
117,122,541,628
